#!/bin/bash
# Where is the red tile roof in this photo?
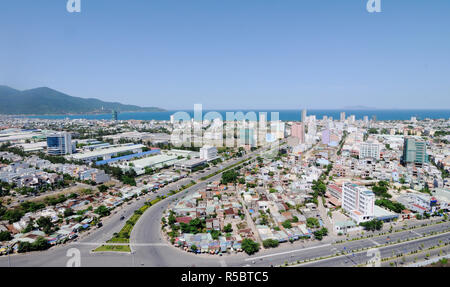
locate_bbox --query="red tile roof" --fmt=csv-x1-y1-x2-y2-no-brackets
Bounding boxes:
176,217,192,224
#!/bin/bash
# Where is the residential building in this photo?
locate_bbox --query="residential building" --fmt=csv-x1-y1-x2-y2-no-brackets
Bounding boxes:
291,124,305,143
359,142,380,160
342,182,375,223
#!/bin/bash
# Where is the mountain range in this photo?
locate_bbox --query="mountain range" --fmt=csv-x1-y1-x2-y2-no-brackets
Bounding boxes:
0,86,165,115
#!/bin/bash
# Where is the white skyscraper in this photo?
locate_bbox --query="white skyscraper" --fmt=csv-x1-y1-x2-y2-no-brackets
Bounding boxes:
302,109,307,123
340,112,346,122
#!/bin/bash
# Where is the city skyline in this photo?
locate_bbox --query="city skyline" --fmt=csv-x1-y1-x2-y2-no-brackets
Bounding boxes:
1,1,450,110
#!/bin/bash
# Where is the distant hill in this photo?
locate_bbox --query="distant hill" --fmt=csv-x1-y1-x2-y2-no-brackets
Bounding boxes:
0,86,166,115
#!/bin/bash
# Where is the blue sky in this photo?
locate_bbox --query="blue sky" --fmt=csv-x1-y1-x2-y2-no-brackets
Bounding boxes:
0,0,449,110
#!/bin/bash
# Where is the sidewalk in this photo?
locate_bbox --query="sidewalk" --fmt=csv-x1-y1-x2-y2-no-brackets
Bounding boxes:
405,254,450,267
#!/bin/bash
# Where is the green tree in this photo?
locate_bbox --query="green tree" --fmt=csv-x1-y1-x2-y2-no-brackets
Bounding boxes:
17,241,33,253
314,227,328,241
210,230,221,240
241,238,260,255
0,231,12,241
359,219,383,231
95,205,110,217
98,185,108,193
221,169,239,184
223,223,233,233
262,239,279,248
282,220,292,229
36,216,55,235
32,236,50,251
306,217,320,228
64,208,74,217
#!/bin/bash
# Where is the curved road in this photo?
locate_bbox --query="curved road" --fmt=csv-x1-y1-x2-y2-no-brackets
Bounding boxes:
1,145,449,267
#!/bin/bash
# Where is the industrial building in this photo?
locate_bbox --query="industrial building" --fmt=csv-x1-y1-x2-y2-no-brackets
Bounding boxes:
69,144,145,162
116,154,178,175
174,158,207,172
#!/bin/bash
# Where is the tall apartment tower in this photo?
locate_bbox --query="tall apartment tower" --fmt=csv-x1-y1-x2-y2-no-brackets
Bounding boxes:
322,129,330,145
402,137,427,165
291,124,305,143
112,110,118,121
340,112,346,122
302,109,307,123
47,132,74,155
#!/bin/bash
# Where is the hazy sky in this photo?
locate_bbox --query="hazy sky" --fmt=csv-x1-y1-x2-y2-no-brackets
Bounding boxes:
1,0,449,110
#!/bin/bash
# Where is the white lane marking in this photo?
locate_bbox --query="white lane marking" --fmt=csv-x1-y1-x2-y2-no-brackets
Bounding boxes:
369,239,379,246
411,230,422,236
244,244,331,261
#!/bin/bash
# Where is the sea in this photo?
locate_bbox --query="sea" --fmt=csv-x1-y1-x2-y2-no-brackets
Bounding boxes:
24,109,450,122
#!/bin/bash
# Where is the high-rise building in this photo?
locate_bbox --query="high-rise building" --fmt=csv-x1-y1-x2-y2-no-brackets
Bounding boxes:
239,128,256,147
340,112,346,122
363,116,369,124
342,182,375,224
47,132,74,155
359,142,380,160
270,121,285,139
307,121,316,136
112,110,118,121
321,129,330,145
402,137,427,165
301,109,307,123
291,124,305,143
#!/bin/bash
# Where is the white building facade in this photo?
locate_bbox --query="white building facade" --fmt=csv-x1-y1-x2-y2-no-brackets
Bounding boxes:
359,142,380,160
342,182,375,224
200,145,218,161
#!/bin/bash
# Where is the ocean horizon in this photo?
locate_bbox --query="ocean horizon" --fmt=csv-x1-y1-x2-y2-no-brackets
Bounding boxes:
22,109,450,122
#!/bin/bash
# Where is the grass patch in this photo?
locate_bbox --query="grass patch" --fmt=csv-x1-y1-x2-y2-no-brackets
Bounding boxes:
106,237,129,243
93,245,131,252
107,201,159,244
